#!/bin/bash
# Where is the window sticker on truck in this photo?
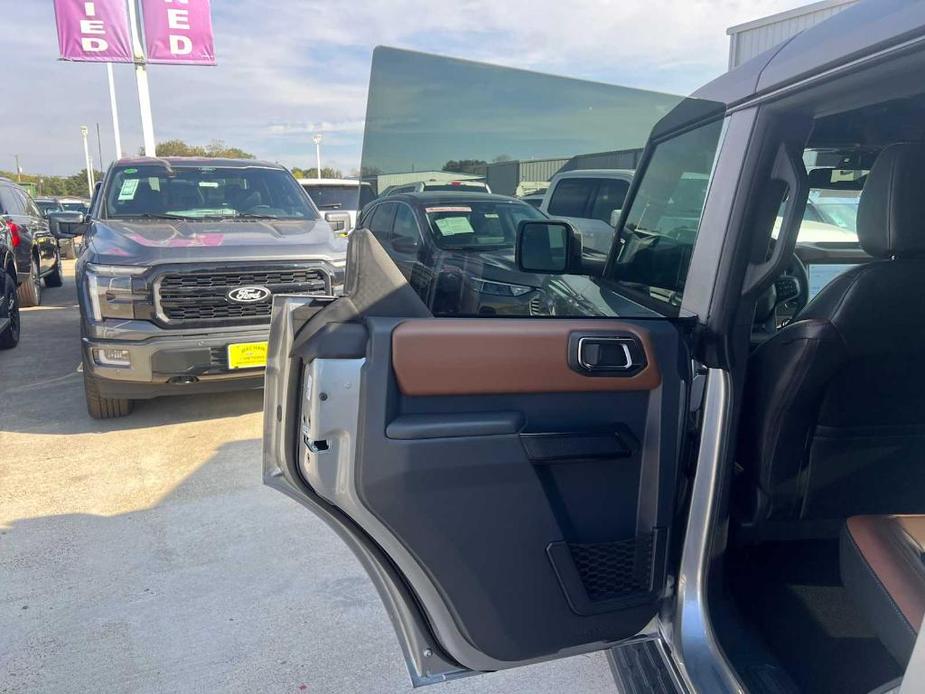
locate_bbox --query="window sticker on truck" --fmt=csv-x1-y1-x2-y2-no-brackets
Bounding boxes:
118,179,139,201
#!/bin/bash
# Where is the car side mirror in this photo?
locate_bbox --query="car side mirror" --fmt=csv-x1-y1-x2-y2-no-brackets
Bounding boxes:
46,210,86,238
516,220,580,274
392,236,420,254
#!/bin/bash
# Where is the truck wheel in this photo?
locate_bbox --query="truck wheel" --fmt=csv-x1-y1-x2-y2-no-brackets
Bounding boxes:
17,258,41,307
44,256,63,288
0,272,20,349
83,369,134,419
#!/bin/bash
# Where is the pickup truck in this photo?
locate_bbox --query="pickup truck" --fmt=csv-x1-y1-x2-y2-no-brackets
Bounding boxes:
74,156,346,419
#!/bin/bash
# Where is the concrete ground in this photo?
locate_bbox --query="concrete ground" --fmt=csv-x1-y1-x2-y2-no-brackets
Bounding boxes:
0,261,616,694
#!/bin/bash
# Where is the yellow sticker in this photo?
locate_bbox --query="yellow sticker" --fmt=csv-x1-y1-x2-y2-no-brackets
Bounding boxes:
227,341,269,369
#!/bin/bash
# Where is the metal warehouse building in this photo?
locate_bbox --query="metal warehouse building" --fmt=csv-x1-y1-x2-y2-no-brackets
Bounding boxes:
727,0,857,69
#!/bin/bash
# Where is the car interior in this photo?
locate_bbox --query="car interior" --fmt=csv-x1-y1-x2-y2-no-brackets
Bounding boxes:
721,83,925,694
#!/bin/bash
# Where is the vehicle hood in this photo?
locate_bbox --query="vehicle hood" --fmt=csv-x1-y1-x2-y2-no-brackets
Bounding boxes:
86,217,348,266
440,247,545,288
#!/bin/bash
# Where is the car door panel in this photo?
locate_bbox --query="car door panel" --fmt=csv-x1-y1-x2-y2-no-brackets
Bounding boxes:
265,230,692,679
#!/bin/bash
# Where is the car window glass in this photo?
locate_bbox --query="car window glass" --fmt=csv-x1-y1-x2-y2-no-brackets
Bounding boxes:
24,195,41,218
103,165,319,220
609,118,724,314
368,203,397,237
5,188,26,215
547,179,595,217
589,179,630,223
392,205,419,242
424,200,544,250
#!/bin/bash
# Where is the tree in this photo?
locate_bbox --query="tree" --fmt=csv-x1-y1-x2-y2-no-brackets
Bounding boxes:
142,139,256,159
492,154,513,163
0,169,101,197
291,166,342,179
442,159,488,175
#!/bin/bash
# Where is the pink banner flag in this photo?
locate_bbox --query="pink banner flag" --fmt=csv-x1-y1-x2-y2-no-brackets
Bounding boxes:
142,0,216,65
53,0,133,62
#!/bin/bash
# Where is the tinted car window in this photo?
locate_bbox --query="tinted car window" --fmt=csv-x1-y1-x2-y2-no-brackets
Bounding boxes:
368,203,397,237
302,184,359,210
589,179,630,223
610,118,724,314
424,199,544,250
392,204,420,242
547,179,595,217
1,187,25,215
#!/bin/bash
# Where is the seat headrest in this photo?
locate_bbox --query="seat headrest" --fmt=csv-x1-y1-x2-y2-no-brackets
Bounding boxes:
857,143,925,258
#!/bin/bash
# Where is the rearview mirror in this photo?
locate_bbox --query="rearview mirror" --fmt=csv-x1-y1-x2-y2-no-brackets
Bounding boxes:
516,220,580,274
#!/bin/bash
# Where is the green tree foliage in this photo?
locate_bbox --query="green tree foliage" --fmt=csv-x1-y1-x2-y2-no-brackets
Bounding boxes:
144,139,256,159
442,159,488,175
290,166,343,179
0,169,102,198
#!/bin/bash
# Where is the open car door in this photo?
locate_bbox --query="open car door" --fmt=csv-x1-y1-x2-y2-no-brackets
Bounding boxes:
263,230,694,685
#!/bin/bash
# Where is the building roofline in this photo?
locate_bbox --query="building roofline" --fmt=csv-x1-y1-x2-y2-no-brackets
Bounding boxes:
726,0,857,35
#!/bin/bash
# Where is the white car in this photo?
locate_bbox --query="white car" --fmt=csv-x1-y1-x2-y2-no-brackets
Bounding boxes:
539,169,634,257
298,178,375,233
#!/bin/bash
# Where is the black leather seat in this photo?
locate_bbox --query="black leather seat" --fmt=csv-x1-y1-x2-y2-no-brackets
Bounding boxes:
738,143,925,536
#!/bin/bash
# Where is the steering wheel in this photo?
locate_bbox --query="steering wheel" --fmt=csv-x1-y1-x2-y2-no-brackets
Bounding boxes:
754,252,810,326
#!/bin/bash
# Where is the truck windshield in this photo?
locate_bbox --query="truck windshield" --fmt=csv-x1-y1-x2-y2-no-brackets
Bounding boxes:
302,184,363,210
104,165,319,221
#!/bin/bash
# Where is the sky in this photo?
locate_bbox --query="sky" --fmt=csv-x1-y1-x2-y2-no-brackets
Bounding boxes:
2,0,809,177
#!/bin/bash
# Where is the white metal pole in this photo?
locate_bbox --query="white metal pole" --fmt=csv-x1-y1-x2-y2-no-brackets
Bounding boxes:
127,0,156,156
106,63,123,158
81,126,93,197
313,134,323,180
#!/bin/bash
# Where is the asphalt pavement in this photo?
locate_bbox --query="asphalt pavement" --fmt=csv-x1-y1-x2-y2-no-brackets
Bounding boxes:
0,260,617,693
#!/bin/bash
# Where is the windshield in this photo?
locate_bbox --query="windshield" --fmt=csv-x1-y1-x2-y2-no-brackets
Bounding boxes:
425,200,545,250
104,165,319,221
302,183,362,210
36,200,62,214
59,201,88,212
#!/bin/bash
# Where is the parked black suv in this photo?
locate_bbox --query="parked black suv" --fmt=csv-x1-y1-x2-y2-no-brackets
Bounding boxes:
358,192,550,316
75,157,346,419
0,178,63,307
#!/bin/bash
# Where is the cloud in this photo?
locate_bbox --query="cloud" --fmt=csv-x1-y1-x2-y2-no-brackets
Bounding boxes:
1,0,807,175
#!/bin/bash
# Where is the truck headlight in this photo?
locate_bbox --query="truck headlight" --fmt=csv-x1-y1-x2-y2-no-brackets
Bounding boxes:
86,264,149,321
469,277,534,297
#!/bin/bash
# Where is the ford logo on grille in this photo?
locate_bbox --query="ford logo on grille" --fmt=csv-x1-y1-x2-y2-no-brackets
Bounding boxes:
226,286,271,304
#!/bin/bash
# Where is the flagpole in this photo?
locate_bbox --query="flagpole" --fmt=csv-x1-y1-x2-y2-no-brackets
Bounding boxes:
126,0,156,156
106,63,123,159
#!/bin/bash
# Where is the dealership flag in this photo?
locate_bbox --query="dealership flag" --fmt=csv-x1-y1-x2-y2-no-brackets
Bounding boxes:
53,0,133,62
142,0,216,65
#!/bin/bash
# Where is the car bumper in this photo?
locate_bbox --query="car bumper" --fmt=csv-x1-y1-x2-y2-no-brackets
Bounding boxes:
82,327,270,400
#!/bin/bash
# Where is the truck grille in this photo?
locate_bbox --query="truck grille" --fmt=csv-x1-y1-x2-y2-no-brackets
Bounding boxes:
155,266,329,325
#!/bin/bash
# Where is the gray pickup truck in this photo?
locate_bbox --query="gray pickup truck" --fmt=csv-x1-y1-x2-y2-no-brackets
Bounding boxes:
73,157,347,419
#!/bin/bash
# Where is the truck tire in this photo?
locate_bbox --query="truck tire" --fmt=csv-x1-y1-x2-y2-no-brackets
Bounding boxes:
0,271,20,349
17,257,41,307
44,256,63,288
83,369,134,419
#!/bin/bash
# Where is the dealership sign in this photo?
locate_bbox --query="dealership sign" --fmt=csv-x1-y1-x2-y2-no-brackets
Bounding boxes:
142,0,216,65
53,0,215,65
53,0,133,62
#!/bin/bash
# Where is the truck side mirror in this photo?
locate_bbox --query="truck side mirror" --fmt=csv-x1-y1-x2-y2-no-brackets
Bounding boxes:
516,220,581,274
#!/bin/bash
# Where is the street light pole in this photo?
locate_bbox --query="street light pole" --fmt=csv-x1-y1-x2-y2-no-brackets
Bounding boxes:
313,133,323,180
13,155,21,183
81,126,93,197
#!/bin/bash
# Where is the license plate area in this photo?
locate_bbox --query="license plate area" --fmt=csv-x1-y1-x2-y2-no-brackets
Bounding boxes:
227,341,269,369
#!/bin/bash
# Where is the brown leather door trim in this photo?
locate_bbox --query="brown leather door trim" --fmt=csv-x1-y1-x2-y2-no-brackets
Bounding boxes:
392,319,662,396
